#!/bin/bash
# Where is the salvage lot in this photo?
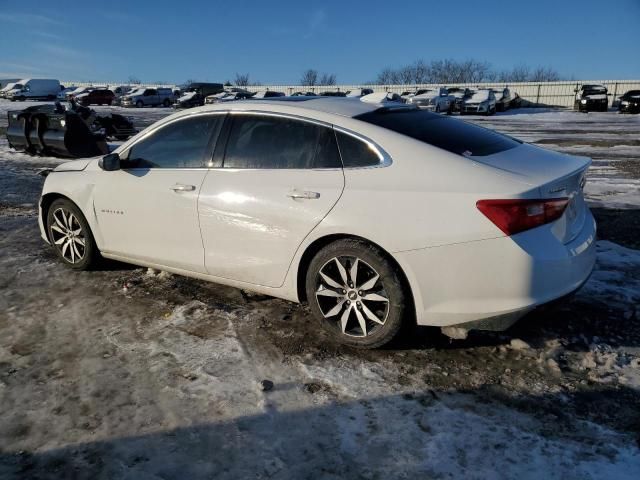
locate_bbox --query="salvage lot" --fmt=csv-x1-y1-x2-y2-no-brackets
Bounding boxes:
1,103,640,478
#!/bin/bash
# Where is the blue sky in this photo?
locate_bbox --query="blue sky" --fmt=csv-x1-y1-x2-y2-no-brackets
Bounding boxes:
1,0,639,84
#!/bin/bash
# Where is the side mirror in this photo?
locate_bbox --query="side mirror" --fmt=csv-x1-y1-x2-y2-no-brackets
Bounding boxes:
99,153,121,171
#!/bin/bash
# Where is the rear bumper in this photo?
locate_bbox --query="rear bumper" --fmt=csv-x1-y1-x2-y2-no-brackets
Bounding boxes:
395,209,597,329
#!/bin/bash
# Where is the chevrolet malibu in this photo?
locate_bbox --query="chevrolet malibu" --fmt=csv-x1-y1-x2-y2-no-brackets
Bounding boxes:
38,97,596,348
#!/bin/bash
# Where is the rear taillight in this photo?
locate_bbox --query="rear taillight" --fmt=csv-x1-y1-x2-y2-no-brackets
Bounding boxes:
476,198,569,236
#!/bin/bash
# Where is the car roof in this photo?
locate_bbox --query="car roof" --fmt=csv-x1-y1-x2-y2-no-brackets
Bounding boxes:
230,96,409,117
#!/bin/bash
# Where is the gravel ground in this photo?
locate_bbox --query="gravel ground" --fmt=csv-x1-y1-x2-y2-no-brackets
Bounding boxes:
1,102,639,479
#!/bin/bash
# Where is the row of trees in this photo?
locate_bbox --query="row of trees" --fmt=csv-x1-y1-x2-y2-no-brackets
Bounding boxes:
373,59,562,85
150,59,563,87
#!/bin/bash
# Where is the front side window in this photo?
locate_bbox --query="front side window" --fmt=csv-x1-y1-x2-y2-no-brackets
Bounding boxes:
223,115,341,169
122,115,223,169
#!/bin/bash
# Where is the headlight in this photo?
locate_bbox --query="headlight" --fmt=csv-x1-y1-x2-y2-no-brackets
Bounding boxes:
581,99,587,104
621,101,629,105
60,120,66,127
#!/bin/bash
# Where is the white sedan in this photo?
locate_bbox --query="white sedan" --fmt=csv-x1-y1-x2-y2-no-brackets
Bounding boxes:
38,97,596,348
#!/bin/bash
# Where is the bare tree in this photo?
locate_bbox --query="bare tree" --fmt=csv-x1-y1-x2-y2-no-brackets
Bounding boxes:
300,69,319,86
319,73,336,86
375,67,396,85
529,66,561,82
234,73,251,87
127,75,141,85
498,65,531,82
373,59,562,85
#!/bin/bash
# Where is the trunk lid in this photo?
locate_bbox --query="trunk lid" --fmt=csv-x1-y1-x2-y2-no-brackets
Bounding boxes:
471,143,591,243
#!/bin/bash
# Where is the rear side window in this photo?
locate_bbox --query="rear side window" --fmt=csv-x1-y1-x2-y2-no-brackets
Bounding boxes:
223,115,341,169
123,115,223,168
335,131,382,167
354,109,520,157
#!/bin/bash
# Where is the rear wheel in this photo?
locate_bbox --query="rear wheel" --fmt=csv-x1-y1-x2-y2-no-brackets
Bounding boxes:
46,199,98,270
163,99,171,107
305,239,406,349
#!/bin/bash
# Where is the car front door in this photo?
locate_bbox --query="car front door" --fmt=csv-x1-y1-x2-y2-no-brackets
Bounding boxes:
198,113,345,287
93,113,225,272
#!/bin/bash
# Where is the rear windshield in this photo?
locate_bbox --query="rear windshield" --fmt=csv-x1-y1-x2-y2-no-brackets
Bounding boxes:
354,109,521,157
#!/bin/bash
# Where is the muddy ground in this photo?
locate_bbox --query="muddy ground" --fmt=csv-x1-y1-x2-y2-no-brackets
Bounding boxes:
1,105,639,479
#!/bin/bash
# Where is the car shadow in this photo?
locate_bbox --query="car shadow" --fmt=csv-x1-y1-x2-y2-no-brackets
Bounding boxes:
0,385,638,479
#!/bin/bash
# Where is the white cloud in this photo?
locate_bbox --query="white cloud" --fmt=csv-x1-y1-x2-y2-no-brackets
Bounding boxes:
0,12,63,26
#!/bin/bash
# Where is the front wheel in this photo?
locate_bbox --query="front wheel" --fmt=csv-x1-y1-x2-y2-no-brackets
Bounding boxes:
163,99,171,107
136,100,143,108
305,239,406,349
46,199,99,270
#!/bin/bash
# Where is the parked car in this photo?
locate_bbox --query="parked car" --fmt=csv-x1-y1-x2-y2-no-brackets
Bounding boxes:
174,82,224,109
121,88,175,108
0,82,22,99
319,91,347,97
399,89,433,102
406,88,453,113
445,87,472,113
574,84,608,112
510,92,522,109
492,87,512,112
0,78,20,90
360,92,403,103
460,89,496,115
75,88,115,106
346,88,374,97
617,90,640,114
57,87,77,100
291,91,318,96
204,91,253,104
66,86,96,100
6,103,137,158
37,97,595,348
6,78,61,101
251,90,286,99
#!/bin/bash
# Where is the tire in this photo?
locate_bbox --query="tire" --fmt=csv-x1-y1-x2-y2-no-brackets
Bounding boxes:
163,99,171,107
18,96,25,101
305,239,406,349
136,100,143,108
435,104,441,113
46,198,99,270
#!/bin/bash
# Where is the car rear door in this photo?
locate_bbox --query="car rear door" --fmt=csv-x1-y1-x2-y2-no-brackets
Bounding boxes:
93,113,225,272
198,112,345,287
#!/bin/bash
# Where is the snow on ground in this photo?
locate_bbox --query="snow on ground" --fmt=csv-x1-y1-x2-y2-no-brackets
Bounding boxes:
1,102,640,478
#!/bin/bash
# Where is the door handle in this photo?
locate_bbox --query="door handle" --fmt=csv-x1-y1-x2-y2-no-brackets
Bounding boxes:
171,184,196,192
287,190,320,200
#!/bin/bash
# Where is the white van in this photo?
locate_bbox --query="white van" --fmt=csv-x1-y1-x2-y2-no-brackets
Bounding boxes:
0,78,20,90
0,82,21,99
6,79,61,101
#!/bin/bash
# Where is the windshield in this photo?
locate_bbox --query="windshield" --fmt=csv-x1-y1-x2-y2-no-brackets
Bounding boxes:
623,90,640,98
354,109,520,157
469,90,491,102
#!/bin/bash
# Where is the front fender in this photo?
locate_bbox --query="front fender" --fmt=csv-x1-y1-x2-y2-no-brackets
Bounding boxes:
40,170,102,248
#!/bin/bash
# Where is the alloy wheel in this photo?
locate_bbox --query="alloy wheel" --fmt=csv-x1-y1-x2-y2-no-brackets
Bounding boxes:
50,207,86,264
315,256,390,337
